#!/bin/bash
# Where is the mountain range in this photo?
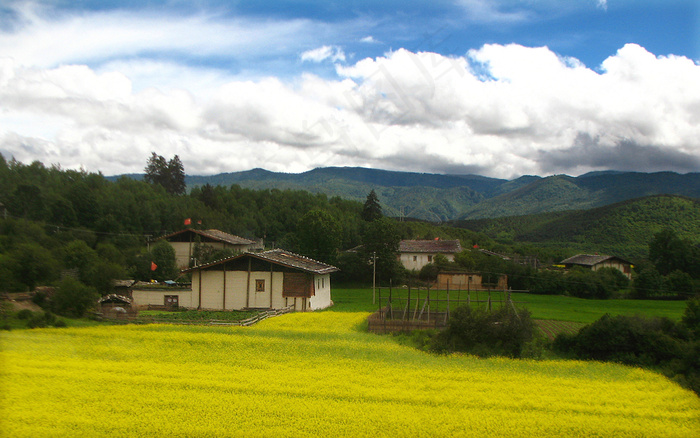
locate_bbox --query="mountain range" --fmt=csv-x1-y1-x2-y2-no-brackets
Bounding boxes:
116,167,699,221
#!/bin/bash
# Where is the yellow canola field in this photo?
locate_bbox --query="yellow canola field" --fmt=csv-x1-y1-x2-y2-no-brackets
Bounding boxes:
1,312,698,437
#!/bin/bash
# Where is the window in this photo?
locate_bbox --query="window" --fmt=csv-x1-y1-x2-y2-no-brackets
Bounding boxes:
427,255,433,262
255,279,265,292
413,256,417,261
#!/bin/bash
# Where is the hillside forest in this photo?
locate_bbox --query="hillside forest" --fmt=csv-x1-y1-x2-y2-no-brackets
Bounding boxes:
0,154,698,318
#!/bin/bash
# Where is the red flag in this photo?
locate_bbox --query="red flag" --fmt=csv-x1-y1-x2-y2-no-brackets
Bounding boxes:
184,218,192,225
197,219,202,225
473,244,479,249
151,261,158,271
434,237,439,241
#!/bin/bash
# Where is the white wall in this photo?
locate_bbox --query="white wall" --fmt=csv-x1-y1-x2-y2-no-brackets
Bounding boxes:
192,270,286,310
132,289,194,309
309,274,332,310
400,252,455,271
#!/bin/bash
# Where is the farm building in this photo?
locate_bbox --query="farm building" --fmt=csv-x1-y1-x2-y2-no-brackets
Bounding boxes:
153,228,261,269
133,249,338,312
398,239,463,271
559,254,633,279
436,271,508,291
98,294,135,318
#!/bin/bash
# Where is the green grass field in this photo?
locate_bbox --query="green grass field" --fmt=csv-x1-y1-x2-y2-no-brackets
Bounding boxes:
330,286,689,323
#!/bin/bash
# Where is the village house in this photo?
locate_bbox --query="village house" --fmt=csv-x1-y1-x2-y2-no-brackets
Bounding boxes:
132,249,338,312
559,254,634,279
398,239,463,271
436,271,508,291
153,228,261,269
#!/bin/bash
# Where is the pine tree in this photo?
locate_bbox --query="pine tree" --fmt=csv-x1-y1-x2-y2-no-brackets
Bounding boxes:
361,189,382,222
144,152,186,195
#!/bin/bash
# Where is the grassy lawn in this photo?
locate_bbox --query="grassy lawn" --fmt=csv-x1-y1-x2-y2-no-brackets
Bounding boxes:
330,285,689,323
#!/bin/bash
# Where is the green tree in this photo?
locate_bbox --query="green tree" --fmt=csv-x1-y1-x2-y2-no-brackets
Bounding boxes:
649,229,691,276
432,306,536,358
134,240,179,282
9,243,59,290
296,209,341,264
361,189,382,222
360,217,402,283
633,268,665,298
52,277,99,318
665,270,695,297
144,152,186,195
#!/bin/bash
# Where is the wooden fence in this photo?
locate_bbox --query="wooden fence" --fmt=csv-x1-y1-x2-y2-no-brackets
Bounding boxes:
367,285,525,334
100,305,294,327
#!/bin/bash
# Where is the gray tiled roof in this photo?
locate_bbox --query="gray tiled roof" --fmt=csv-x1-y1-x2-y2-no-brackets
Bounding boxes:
560,254,631,266
156,228,256,245
399,239,462,254
182,249,338,275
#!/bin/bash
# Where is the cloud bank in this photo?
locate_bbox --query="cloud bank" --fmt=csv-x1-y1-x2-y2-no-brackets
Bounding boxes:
0,4,698,179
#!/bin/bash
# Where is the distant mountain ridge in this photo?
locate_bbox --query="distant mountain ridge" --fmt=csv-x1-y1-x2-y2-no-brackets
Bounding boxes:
451,195,700,259
110,167,700,221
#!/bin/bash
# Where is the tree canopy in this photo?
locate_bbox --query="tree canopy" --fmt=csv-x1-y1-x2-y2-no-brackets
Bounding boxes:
144,152,186,195
361,189,382,222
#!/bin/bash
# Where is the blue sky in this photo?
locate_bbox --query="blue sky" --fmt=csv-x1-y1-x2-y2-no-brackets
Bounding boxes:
0,0,698,177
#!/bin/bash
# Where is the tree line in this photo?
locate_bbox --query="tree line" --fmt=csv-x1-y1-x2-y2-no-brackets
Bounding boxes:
0,154,697,322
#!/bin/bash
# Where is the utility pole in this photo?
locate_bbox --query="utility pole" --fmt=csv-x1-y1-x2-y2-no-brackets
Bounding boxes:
372,251,377,305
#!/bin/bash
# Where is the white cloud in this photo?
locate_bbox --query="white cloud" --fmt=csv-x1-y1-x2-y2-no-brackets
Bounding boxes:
360,36,378,44
0,2,343,69
597,0,608,11
456,0,531,23
300,46,346,63
1,40,699,178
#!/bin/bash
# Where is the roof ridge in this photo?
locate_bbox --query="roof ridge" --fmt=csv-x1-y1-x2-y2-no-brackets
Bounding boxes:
261,248,338,269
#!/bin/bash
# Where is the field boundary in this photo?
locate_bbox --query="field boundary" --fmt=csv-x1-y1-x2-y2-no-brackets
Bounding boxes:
102,305,294,326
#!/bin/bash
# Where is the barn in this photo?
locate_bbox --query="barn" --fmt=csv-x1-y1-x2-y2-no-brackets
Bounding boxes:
176,249,338,312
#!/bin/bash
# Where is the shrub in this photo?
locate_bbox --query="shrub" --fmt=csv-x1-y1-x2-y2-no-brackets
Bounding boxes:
432,305,536,358
52,277,99,318
16,309,34,320
27,311,58,329
553,314,685,367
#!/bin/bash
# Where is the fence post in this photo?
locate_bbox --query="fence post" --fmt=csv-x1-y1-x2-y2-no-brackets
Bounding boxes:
406,286,411,321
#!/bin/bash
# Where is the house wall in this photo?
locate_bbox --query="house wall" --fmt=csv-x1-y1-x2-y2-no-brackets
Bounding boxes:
400,252,456,271
132,289,194,308
192,270,293,310
592,261,632,279
309,274,332,310
436,273,508,290
169,241,253,269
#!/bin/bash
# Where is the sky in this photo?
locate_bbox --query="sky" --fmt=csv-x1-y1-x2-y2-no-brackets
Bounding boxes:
0,0,698,179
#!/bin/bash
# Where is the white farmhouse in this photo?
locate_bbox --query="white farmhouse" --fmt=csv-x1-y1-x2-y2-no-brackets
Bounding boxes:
398,239,463,271
133,249,338,312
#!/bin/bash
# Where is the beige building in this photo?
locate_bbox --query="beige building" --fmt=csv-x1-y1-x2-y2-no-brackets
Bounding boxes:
398,239,463,271
154,228,259,269
559,254,633,279
436,271,508,291
133,250,338,312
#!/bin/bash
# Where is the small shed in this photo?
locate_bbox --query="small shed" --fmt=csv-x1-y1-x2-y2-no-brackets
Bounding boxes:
179,249,339,312
399,239,463,271
436,271,508,291
98,294,135,318
559,254,633,279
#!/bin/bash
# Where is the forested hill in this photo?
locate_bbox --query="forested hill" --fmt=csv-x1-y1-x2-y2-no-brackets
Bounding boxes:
451,195,700,259
176,167,699,221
